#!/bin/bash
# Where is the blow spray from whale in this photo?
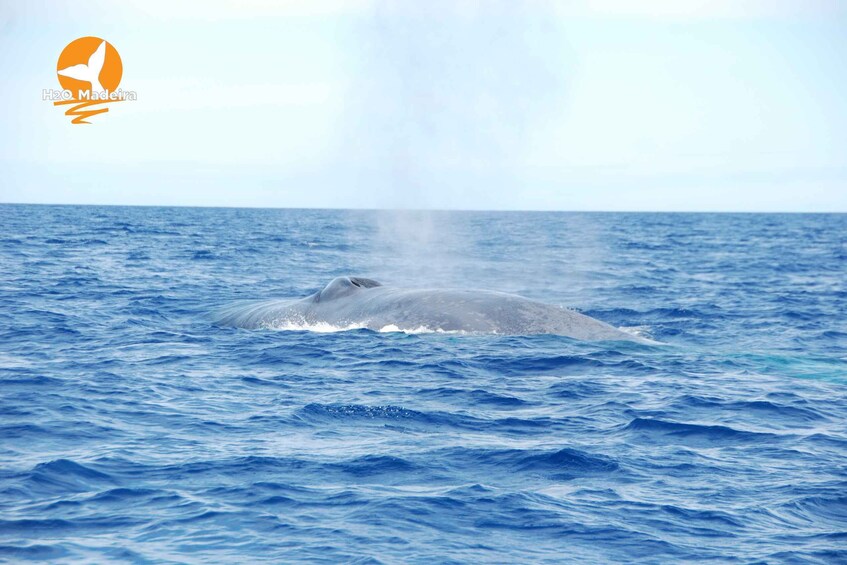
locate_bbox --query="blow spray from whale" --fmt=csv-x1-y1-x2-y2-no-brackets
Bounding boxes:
215,277,653,342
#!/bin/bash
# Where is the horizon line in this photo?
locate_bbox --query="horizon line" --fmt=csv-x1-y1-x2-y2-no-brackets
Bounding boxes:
0,201,844,215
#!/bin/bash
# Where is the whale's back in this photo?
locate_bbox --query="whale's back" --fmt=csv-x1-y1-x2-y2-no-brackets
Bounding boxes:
214,279,653,342
350,288,639,339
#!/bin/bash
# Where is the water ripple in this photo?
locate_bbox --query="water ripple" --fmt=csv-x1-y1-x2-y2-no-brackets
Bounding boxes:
1,205,845,562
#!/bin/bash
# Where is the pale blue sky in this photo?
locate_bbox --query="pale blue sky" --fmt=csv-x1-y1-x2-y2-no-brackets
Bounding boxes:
1,0,845,211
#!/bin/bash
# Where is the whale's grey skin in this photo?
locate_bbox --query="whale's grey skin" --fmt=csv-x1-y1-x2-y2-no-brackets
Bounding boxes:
215,276,650,342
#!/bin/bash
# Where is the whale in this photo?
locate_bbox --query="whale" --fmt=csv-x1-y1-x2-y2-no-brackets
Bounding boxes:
215,276,653,343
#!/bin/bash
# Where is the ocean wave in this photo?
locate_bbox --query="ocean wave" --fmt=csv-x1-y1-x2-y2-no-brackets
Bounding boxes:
2,206,846,562
624,417,786,444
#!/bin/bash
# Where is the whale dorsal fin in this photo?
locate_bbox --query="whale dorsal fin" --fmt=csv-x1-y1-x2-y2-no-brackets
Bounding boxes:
316,276,381,302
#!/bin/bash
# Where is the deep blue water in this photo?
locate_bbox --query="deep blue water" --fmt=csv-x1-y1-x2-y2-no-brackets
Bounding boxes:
1,204,846,563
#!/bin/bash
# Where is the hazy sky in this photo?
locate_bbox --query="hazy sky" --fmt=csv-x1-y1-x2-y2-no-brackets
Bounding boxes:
1,0,845,211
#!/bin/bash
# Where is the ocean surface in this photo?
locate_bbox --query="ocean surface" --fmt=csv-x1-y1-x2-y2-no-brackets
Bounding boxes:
1,204,845,563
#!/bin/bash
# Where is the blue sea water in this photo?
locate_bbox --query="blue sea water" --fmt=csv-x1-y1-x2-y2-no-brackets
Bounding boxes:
0,204,846,563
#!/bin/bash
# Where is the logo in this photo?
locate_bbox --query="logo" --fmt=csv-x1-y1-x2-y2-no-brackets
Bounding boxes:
43,37,137,124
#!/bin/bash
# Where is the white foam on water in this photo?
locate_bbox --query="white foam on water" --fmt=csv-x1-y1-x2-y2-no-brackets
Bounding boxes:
618,325,663,345
619,325,651,337
260,320,369,333
257,318,466,335
378,324,463,335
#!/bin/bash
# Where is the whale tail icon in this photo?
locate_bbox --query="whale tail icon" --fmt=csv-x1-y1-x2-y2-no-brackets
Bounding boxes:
57,40,107,94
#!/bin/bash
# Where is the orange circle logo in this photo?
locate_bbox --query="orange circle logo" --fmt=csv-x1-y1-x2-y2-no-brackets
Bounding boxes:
56,36,122,94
